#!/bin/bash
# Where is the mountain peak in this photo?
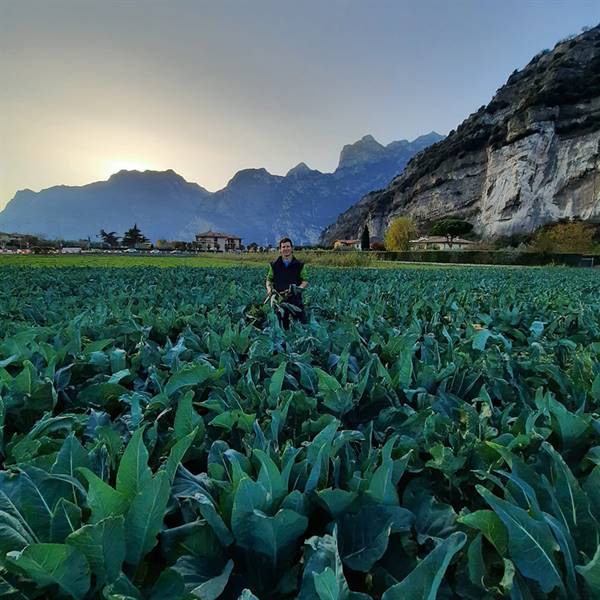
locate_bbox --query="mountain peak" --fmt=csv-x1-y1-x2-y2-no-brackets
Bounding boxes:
286,162,313,177
108,168,186,183
226,167,276,187
337,135,386,169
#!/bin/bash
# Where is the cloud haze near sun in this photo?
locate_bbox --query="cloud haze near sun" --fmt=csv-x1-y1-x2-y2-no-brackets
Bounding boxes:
1,0,599,209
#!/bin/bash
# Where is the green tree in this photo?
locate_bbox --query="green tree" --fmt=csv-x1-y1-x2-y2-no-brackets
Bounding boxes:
429,219,473,246
360,224,371,251
99,229,120,248
384,217,417,251
122,224,149,248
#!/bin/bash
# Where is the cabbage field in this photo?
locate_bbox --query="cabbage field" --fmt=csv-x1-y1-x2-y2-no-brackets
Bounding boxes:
1,264,600,599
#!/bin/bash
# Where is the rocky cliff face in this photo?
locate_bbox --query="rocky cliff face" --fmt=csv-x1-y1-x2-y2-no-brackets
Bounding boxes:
321,25,600,245
0,133,441,245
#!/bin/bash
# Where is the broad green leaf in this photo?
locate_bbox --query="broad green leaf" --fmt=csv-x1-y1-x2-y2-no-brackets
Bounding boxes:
472,329,491,351
232,478,307,567
108,369,130,384
314,567,345,600
466,533,486,589
51,433,91,483
78,468,129,524
367,435,399,505
541,441,599,554
543,512,578,598
124,470,171,566
170,556,233,599
190,559,233,599
0,468,55,541
189,492,234,547
477,485,563,594
160,519,222,562
547,396,590,449
592,373,600,403
50,498,82,542
165,363,214,397
67,516,125,586
209,410,256,433
254,449,287,505
381,532,466,600
338,505,413,572
529,321,544,338
457,509,508,555
305,444,327,495
174,390,203,441
11,361,36,395
576,542,600,597
165,429,197,484
149,569,186,600
102,571,142,599
116,428,152,500
0,507,34,557
585,465,600,522
314,368,342,393
317,489,358,519
77,383,128,407
6,543,90,600
269,361,287,401
110,349,127,373
299,532,350,600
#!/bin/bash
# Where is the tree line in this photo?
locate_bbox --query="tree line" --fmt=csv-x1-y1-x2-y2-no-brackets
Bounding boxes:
98,224,149,248
378,216,600,254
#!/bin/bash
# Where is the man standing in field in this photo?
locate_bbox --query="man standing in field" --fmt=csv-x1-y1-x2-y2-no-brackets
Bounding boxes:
266,237,308,329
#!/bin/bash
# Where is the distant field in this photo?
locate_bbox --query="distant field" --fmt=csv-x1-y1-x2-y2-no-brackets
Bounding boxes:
0,253,267,268
0,251,526,269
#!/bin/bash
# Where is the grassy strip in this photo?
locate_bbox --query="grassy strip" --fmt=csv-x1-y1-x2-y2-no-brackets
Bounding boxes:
0,251,394,268
0,251,529,269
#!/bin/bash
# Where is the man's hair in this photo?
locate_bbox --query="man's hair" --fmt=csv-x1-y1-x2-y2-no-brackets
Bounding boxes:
278,237,293,248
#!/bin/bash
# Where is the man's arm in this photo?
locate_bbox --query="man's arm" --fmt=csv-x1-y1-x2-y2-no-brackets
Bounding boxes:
299,265,308,289
266,265,274,295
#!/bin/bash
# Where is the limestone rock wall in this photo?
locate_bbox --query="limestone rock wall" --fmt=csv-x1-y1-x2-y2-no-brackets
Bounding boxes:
320,24,600,245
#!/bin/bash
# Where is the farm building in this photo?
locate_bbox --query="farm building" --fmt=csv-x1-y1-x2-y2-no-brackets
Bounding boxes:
0,232,28,247
195,230,242,252
409,236,476,250
333,239,360,250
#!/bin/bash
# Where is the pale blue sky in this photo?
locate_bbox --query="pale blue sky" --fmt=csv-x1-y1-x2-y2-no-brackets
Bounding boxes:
1,0,599,207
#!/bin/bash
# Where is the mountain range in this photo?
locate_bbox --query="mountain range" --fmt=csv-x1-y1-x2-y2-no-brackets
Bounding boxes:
0,133,442,245
321,24,600,245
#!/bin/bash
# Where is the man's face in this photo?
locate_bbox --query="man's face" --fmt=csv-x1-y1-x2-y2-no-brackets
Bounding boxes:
280,241,293,259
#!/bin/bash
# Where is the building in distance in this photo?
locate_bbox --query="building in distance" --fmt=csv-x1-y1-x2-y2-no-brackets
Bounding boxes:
409,236,476,250
195,231,242,252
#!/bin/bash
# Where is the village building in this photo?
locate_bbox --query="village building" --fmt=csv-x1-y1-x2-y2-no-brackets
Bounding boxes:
0,232,28,247
409,236,476,251
333,239,361,250
195,230,242,252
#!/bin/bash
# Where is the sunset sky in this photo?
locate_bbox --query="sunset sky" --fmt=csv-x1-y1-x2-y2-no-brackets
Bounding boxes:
1,0,599,209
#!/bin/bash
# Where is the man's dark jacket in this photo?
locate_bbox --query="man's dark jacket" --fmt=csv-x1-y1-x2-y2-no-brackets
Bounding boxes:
270,256,304,308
